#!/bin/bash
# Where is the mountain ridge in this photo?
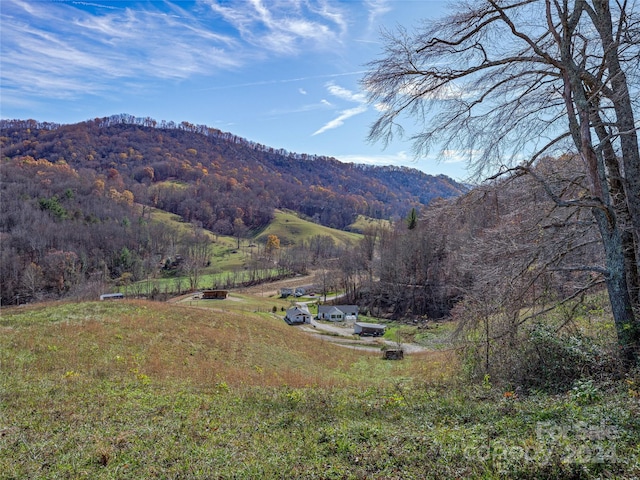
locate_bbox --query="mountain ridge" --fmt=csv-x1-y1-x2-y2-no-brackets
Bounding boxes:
1,114,467,232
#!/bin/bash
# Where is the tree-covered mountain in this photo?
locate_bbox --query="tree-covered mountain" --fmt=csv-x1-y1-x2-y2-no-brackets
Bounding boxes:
0,115,466,305
1,115,467,232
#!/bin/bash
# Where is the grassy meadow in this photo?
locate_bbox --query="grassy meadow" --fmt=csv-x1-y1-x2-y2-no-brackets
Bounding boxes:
124,207,365,297
2,297,639,479
346,215,392,234
253,210,363,247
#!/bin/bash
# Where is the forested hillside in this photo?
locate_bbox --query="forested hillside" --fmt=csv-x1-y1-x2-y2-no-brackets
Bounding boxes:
0,115,465,306
342,155,603,322
1,156,156,304
1,115,466,232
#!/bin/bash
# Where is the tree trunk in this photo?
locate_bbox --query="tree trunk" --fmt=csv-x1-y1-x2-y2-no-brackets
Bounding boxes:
592,114,640,310
558,0,640,365
590,0,640,306
593,207,640,365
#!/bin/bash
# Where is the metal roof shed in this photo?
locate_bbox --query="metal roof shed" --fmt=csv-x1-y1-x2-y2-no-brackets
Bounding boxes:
354,322,386,336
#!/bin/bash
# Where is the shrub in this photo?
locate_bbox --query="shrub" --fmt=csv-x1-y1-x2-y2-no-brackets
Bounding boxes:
462,322,616,393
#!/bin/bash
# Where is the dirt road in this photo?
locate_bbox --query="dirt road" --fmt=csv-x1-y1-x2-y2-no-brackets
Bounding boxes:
237,272,318,298
300,320,429,354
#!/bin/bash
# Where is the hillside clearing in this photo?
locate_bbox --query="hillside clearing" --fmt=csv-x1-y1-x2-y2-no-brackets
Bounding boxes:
1,300,638,478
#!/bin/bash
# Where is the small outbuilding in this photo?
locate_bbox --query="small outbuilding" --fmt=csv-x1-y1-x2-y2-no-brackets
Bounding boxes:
202,290,228,299
383,349,404,360
354,322,386,337
284,305,312,325
100,293,124,301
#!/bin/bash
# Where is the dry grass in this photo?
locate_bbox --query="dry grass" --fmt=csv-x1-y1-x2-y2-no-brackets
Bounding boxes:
0,300,427,389
2,300,638,479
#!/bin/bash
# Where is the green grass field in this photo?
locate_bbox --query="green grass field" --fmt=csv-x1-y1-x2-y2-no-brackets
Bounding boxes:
2,298,639,478
129,207,365,297
254,210,362,247
346,215,392,234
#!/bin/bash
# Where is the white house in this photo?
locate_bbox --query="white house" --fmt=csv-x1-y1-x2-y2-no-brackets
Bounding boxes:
284,305,312,325
317,305,345,321
317,305,359,322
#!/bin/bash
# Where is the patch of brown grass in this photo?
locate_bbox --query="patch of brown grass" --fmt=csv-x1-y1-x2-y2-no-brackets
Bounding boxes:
1,300,398,389
400,349,460,384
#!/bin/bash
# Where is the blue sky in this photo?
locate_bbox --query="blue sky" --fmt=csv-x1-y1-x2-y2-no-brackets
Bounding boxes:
1,0,470,180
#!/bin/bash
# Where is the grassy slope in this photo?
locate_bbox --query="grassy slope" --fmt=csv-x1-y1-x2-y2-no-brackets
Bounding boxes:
1,299,639,478
347,214,392,234
131,208,363,294
253,210,362,247
148,206,363,251
144,206,246,279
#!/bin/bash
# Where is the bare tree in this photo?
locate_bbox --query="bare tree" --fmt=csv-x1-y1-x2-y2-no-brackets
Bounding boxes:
363,0,640,364
233,217,248,250
180,224,211,291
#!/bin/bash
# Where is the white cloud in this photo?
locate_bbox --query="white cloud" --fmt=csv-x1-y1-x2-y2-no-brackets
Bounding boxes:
373,101,390,112
326,83,367,103
312,104,367,135
0,0,243,99
365,0,392,28
299,88,307,95
441,149,481,164
203,0,346,55
312,82,368,135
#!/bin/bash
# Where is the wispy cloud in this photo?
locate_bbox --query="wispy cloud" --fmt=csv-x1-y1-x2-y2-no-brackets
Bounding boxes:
326,84,367,103
312,82,368,135
0,0,244,99
1,0,351,101
365,0,392,29
202,0,347,55
312,104,368,135
441,149,481,164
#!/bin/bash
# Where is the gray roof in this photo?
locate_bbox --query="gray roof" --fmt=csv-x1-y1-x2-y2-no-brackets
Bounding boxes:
318,305,342,313
318,305,358,314
287,305,310,315
355,322,386,329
